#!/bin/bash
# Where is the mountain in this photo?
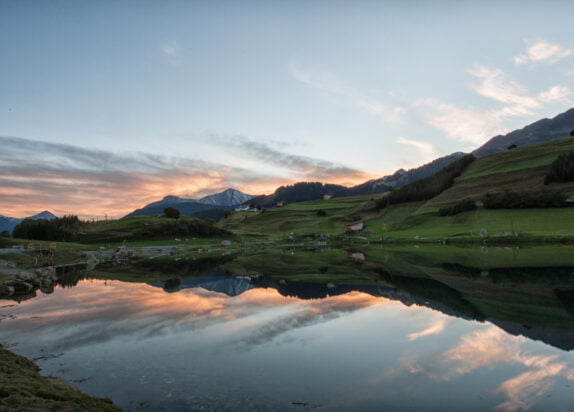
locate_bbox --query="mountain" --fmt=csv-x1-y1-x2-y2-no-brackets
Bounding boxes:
0,211,57,235
195,188,253,206
351,152,467,194
248,152,467,208
473,108,574,158
125,188,254,218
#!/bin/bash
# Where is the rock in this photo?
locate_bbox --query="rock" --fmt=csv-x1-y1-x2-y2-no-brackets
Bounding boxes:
16,272,38,283
1,284,15,296
3,279,34,294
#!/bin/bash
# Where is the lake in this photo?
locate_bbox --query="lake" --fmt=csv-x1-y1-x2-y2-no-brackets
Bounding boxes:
1,245,574,411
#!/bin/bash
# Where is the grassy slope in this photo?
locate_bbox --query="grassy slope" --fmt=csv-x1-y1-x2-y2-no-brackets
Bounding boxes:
374,136,574,240
367,244,574,330
0,345,122,411
218,137,574,242
219,195,373,238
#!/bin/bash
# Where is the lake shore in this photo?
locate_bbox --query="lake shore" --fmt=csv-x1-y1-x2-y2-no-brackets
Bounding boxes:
0,344,122,411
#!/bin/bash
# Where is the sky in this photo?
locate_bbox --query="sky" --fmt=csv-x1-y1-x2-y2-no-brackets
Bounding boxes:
1,0,573,218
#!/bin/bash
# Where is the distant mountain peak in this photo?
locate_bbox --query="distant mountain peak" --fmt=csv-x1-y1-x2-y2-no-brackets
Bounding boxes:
124,188,254,219
30,211,57,220
197,188,253,206
0,210,57,234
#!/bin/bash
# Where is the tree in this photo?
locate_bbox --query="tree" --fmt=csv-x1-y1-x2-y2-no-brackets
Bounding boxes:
163,207,180,219
0,230,10,238
316,209,327,217
570,130,574,136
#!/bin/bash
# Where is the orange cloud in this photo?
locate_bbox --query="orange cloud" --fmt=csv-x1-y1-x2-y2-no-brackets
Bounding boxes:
0,136,374,218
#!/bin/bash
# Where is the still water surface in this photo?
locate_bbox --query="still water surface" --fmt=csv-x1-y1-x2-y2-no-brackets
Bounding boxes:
1,247,574,411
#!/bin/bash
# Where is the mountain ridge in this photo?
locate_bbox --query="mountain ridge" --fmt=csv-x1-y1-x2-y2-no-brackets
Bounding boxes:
474,108,574,157
124,188,253,219
0,211,57,235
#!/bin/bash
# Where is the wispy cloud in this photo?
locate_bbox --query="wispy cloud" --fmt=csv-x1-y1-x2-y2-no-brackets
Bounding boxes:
212,134,375,185
514,40,572,65
160,40,180,57
397,136,442,162
394,65,573,146
407,318,448,341
289,63,388,117
0,136,258,218
0,135,372,218
468,66,541,114
388,325,574,412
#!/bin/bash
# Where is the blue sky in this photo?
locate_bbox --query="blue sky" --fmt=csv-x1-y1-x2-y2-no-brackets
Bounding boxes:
1,0,573,217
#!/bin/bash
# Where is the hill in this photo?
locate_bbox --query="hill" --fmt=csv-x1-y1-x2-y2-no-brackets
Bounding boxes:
473,108,574,157
219,136,574,241
248,152,467,208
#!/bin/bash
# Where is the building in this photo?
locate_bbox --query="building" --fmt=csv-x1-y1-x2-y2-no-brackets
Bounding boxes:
321,194,333,200
345,221,364,232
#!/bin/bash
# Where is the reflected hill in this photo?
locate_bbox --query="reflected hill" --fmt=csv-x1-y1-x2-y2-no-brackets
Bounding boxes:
20,245,574,351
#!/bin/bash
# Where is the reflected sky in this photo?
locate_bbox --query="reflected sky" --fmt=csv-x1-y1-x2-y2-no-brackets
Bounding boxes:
1,279,573,411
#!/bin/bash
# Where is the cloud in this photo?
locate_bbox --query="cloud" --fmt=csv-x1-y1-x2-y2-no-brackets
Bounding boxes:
397,137,442,162
0,135,372,218
468,66,541,114
289,63,388,117
0,136,256,218
514,40,572,65
212,134,374,185
161,41,180,57
394,66,573,146
389,325,573,412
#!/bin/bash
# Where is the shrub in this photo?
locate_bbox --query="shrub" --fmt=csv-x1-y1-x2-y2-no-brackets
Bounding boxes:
438,198,477,216
376,154,475,209
135,218,230,238
483,189,566,209
163,207,181,219
12,215,82,241
545,151,574,184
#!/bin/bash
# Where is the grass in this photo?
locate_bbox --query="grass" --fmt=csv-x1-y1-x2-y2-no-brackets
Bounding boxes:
0,345,122,411
219,195,372,237
222,248,372,284
366,206,574,241
461,136,574,180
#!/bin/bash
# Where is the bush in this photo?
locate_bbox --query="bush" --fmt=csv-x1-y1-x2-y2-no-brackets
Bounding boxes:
545,151,574,184
438,198,477,216
483,189,566,209
376,154,475,209
316,209,327,217
12,215,81,241
163,207,181,219
135,218,230,238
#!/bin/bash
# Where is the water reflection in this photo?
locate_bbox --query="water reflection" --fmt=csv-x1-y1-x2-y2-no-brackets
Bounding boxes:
1,245,574,411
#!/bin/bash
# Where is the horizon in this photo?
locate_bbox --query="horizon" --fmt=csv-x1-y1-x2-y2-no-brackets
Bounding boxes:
2,1,574,218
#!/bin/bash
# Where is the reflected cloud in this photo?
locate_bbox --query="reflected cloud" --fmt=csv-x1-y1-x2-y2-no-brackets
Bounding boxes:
235,292,385,348
494,358,565,412
407,318,449,341
389,325,573,411
0,281,387,354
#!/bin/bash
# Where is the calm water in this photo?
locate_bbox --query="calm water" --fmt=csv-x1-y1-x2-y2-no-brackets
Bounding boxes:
1,246,574,411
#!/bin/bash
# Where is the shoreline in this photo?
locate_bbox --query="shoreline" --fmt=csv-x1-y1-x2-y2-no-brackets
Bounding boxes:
0,344,122,411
